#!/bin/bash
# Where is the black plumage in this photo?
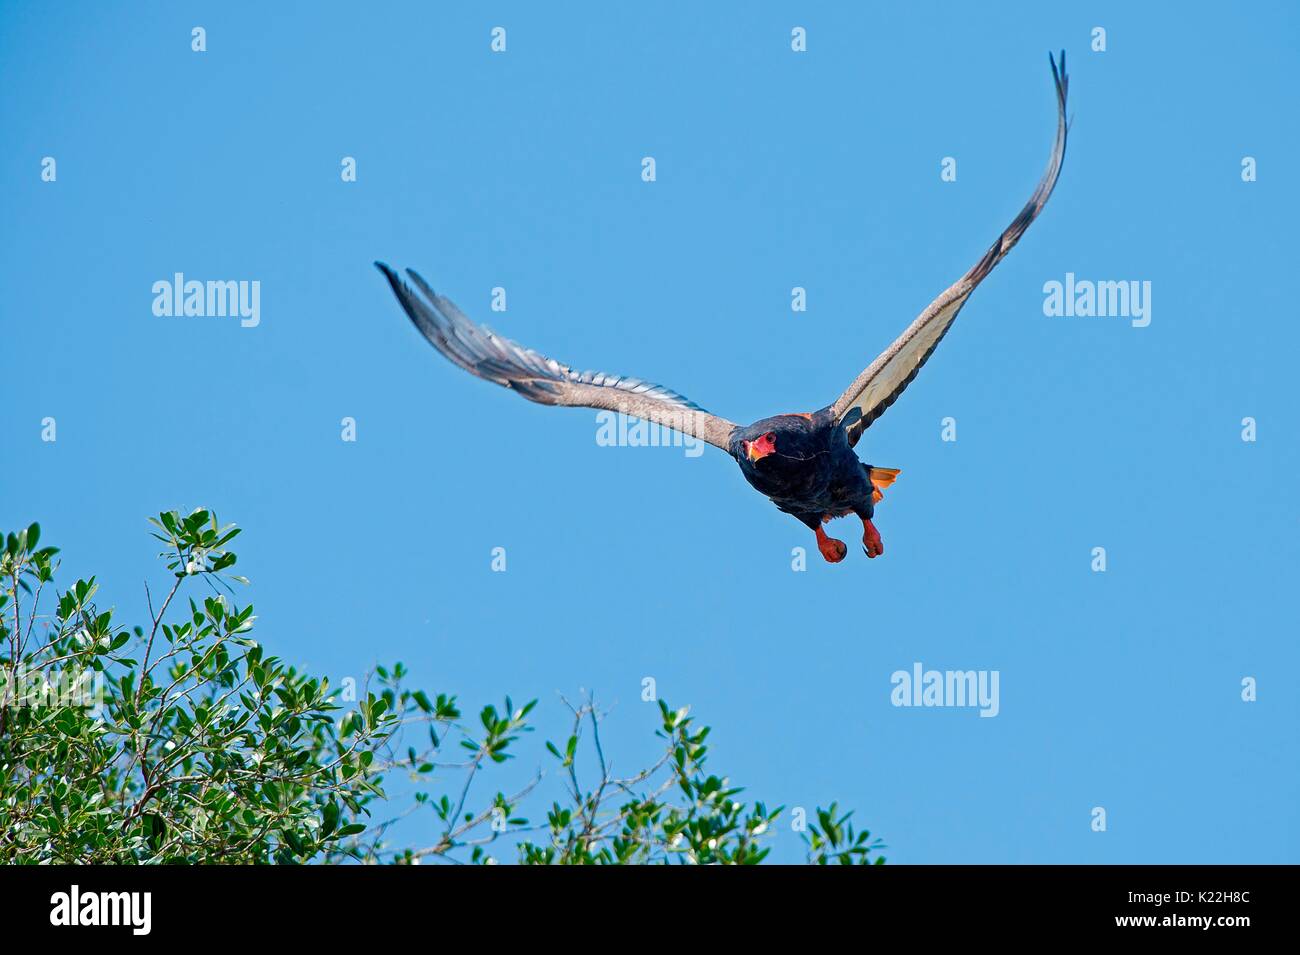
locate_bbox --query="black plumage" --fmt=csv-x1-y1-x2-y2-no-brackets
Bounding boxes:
730,412,887,561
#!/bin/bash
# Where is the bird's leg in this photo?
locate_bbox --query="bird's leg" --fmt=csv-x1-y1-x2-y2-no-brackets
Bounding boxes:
814,525,847,563
861,517,884,559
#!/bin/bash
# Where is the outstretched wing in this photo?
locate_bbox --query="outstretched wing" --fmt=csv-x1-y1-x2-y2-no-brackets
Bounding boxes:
376,263,738,451
830,51,1070,446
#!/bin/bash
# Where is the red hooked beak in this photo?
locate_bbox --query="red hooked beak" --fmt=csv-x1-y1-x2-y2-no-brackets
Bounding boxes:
744,431,777,464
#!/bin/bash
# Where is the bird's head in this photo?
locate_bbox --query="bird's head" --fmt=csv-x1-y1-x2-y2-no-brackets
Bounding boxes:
741,431,778,465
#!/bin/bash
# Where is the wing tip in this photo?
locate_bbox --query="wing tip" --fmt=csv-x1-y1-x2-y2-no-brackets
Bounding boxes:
374,262,442,306
1049,49,1069,108
375,261,409,301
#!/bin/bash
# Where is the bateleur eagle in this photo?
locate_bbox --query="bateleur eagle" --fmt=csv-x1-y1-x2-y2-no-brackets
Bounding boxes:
377,52,1069,563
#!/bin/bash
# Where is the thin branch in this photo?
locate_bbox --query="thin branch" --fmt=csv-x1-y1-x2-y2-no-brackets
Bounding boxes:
136,573,183,707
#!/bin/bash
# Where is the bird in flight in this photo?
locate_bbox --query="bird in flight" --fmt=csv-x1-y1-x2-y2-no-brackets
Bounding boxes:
378,52,1069,564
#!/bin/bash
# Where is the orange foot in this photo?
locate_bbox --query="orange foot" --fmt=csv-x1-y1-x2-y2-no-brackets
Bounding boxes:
862,518,884,559
815,525,847,563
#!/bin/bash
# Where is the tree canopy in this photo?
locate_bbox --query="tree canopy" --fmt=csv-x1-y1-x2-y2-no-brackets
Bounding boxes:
0,510,883,864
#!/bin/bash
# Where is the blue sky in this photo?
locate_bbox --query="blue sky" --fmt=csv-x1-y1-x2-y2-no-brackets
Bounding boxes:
2,1,1296,863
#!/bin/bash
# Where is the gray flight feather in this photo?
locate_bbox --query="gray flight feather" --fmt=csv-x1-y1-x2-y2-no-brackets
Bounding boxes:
376,263,738,451
830,51,1070,447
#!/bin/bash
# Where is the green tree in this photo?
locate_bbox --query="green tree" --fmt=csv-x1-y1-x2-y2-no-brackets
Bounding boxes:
0,511,885,865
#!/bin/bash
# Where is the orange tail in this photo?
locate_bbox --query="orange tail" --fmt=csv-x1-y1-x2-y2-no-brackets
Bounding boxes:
869,467,901,504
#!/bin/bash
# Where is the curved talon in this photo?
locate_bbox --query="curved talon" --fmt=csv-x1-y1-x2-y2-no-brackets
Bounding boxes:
861,518,884,559
815,525,848,563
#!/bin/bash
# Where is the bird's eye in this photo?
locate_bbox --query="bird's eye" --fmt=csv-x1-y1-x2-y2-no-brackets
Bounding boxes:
764,432,776,443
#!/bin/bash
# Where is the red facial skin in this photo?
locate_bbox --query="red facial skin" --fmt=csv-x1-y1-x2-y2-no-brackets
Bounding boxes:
743,431,777,464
